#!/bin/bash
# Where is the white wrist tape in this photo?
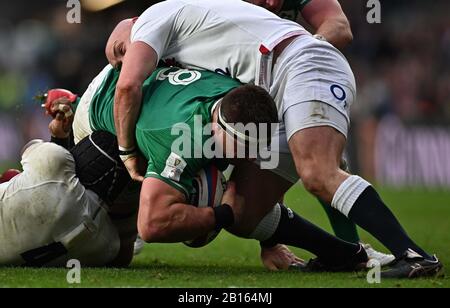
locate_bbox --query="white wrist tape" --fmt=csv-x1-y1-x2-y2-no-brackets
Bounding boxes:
119,145,136,152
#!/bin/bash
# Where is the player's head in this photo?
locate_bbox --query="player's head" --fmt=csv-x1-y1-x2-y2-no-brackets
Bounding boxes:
106,18,138,69
212,85,278,160
70,131,132,205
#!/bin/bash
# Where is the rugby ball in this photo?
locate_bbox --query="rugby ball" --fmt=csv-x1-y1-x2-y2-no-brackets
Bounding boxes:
184,165,227,248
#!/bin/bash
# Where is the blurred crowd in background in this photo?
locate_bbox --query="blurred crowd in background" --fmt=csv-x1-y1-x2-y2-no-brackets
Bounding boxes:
0,0,449,185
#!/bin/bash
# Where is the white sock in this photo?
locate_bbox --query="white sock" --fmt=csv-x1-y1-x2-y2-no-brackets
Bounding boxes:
331,175,371,217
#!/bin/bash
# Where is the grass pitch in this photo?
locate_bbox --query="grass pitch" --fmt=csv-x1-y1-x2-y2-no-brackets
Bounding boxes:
0,185,449,288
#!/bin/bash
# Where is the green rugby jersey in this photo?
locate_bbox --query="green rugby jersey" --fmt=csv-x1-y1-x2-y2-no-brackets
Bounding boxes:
279,0,312,21
89,66,241,198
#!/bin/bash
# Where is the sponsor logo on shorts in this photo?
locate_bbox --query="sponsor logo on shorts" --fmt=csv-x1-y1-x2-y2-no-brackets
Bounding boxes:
330,84,348,108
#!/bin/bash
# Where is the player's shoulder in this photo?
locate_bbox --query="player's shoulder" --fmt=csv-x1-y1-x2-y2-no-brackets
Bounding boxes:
22,140,71,162
21,141,75,179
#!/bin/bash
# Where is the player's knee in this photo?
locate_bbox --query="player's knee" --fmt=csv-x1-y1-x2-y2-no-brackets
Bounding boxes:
298,164,328,197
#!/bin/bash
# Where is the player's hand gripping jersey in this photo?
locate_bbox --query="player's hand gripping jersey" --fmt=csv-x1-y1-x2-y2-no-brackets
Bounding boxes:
77,66,241,198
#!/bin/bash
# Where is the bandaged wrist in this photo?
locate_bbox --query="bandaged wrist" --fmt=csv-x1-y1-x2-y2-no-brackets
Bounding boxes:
119,145,136,153
119,145,137,162
119,153,137,162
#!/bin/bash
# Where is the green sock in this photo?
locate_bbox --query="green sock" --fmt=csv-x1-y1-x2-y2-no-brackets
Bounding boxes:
319,199,360,243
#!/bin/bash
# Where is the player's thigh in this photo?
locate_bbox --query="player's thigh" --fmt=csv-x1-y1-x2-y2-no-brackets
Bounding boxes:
227,161,293,236
285,101,348,171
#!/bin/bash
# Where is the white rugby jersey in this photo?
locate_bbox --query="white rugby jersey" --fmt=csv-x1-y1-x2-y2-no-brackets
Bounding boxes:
131,0,309,86
0,142,119,266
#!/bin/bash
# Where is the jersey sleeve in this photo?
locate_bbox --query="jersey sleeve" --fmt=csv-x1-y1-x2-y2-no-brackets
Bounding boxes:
131,1,184,61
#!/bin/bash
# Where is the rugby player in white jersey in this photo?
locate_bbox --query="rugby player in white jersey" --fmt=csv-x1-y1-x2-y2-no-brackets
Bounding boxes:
104,0,442,278
0,113,138,267
246,0,395,266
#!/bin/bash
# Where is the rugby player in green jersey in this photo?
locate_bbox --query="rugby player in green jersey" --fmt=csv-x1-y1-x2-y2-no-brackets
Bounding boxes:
48,65,368,272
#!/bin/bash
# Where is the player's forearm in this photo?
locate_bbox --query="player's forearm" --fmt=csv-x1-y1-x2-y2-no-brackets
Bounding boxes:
300,0,353,50
113,42,157,150
138,203,216,243
114,85,142,149
315,17,353,50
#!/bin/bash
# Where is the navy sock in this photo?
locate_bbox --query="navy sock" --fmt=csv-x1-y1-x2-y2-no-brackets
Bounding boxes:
261,205,361,266
348,186,432,260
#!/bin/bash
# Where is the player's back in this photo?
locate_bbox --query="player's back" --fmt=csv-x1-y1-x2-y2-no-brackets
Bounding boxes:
89,66,241,197
0,142,120,266
90,66,241,159
132,0,309,84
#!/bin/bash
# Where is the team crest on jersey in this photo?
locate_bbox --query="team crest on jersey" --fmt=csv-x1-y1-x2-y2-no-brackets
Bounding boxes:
162,152,187,182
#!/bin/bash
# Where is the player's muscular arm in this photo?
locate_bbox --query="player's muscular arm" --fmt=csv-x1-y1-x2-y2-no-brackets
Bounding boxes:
138,178,216,243
301,0,353,50
114,42,158,180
